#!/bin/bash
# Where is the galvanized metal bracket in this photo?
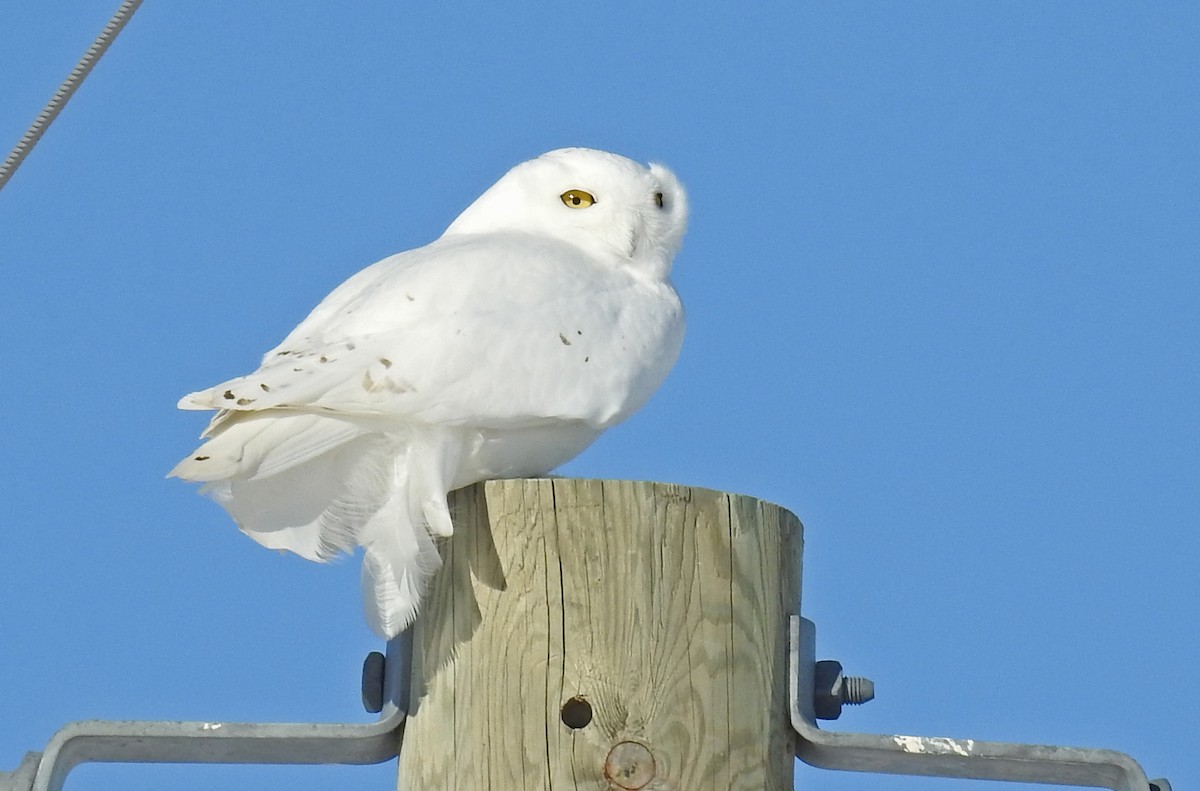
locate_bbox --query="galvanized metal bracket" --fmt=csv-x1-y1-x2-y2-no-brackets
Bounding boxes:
0,611,1174,791
0,634,410,791
789,616,1170,791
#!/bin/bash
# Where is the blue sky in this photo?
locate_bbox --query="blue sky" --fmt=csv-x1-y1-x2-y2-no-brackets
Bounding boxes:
2,3,1196,789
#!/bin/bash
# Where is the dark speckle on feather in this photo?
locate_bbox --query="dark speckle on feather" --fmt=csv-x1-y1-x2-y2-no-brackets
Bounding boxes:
559,333,571,346
319,356,329,363
236,397,254,406
260,383,270,392
223,390,235,400
194,455,209,461
380,358,392,368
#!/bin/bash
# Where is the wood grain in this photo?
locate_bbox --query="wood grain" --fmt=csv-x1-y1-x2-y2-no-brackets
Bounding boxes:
397,479,803,790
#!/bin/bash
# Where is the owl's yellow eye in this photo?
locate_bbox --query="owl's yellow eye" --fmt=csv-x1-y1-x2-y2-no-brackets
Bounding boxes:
560,190,595,209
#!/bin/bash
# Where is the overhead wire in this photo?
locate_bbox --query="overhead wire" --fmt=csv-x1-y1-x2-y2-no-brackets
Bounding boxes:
0,0,144,192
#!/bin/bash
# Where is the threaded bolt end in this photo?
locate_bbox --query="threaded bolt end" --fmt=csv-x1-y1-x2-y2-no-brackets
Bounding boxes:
841,676,875,705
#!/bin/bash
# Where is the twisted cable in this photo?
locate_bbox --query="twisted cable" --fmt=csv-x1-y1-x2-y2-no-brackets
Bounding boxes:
0,0,144,192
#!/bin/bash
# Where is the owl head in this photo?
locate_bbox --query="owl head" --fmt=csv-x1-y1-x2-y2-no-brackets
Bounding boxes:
443,148,688,280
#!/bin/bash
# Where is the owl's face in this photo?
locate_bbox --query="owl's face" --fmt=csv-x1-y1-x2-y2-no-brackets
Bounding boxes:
443,148,688,278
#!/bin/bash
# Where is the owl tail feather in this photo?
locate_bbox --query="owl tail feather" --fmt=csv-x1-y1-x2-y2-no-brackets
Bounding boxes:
359,429,464,638
359,509,442,639
172,412,462,639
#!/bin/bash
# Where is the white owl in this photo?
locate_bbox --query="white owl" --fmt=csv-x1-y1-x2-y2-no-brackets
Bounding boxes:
171,148,687,638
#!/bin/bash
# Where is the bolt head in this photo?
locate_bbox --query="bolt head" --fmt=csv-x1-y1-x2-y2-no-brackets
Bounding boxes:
361,651,386,714
813,660,845,720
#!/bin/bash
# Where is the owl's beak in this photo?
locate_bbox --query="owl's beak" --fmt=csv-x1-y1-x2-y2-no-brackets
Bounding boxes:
628,212,648,259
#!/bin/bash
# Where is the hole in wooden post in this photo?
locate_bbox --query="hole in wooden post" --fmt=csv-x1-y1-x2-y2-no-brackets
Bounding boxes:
560,695,593,729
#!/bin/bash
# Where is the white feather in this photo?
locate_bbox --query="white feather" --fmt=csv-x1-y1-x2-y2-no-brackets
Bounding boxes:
172,148,688,638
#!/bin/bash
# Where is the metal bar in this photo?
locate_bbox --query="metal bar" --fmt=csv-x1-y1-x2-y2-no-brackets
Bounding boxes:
789,617,1162,791
1,634,410,791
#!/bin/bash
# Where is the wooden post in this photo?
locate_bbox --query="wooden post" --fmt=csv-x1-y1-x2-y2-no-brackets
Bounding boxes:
396,478,803,790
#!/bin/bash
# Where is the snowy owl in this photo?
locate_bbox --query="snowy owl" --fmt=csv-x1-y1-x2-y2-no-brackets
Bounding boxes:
171,148,687,638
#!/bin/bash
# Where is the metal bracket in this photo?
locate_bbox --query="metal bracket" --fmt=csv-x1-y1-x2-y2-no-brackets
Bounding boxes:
0,615,1174,790
0,635,410,791
789,616,1170,791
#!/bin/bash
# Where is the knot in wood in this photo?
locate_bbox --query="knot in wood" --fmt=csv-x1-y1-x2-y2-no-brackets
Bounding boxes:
604,741,655,790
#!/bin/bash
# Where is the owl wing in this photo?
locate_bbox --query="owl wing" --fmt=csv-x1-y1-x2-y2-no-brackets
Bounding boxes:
179,232,684,431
